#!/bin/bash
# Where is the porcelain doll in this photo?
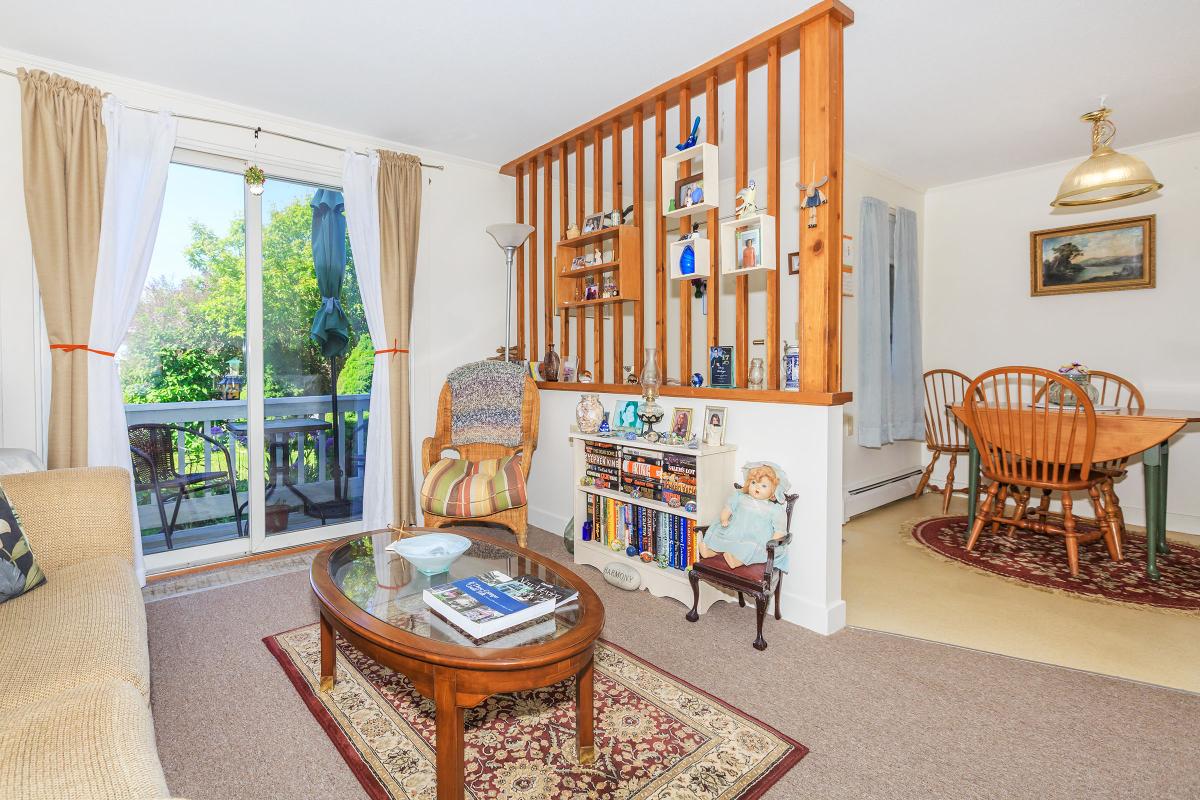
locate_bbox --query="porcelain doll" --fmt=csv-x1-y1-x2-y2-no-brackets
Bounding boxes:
698,462,789,571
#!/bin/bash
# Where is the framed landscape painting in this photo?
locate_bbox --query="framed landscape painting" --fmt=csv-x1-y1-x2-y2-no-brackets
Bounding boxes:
1030,215,1155,297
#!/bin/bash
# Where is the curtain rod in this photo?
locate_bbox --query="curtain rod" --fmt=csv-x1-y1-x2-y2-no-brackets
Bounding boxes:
0,65,444,170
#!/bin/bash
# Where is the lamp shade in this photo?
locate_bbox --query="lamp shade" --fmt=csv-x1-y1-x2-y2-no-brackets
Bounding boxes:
1051,107,1162,207
486,223,535,249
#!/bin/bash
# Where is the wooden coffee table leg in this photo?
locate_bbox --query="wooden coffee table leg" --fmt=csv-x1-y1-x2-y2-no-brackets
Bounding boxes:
434,671,466,800
319,611,335,692
576,652,595,764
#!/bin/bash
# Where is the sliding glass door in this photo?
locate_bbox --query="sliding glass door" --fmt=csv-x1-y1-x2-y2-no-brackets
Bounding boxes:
124,150,370,572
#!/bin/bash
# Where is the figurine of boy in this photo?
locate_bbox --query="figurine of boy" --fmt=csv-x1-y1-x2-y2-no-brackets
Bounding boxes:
698,462,789,571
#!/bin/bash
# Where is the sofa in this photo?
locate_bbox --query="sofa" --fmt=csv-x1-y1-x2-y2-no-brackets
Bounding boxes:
0,466,177,799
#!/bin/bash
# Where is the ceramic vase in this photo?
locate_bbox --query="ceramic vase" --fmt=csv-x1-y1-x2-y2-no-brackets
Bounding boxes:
540,344,560,382
782,342,800,389
576,393,604,433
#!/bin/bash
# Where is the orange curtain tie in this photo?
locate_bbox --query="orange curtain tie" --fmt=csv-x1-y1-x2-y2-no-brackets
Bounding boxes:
374,339,409,358
50,343,115,357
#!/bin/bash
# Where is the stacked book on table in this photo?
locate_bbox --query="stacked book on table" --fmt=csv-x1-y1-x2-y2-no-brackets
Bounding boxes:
423,570,578,641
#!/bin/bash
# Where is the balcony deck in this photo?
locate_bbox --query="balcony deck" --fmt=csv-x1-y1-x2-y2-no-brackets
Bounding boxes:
127,395,369,555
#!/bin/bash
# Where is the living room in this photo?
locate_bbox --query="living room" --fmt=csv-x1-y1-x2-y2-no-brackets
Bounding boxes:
0,1,1197,798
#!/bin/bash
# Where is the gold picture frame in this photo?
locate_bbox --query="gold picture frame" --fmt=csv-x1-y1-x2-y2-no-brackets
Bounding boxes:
1030,214,1155,297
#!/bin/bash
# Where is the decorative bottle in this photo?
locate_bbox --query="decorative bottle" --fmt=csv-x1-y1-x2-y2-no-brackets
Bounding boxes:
540,344,560,382
748,357,766,390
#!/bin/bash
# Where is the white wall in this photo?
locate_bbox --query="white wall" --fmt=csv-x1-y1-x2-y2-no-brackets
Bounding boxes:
924,133,1200,534
527,390,846,634
0,47,513,485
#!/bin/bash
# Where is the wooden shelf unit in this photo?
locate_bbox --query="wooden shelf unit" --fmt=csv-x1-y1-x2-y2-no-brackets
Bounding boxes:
570,428,738,613
719,212,777,275
555,225,643,311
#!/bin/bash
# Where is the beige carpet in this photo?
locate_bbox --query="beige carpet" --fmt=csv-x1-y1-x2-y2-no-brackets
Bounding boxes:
147,526,1200,800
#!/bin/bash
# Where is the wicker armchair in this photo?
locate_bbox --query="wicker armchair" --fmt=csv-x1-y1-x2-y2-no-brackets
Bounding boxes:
420,375,539,547
128,423,244,550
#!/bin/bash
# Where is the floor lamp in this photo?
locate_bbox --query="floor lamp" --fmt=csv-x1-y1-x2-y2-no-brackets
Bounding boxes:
486,223,535,362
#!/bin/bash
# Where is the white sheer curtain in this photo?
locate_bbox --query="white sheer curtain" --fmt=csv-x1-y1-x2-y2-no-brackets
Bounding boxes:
343,150,393,531
89,97,177,583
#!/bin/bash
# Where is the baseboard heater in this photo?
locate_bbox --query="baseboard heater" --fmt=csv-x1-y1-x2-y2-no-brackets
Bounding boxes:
846,469,924,497
844,467,924,520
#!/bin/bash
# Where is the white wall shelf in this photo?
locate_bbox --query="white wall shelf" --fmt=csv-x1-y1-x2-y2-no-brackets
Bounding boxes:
660,142,719,218
669,237,711,280
719,212,776,275
570,427,737,613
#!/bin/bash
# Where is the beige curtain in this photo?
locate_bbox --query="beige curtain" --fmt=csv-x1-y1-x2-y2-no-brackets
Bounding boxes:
377,151,423,526
18,69,107,469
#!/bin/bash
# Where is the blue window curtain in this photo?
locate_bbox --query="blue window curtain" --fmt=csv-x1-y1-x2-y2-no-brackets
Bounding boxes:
856,198,924,447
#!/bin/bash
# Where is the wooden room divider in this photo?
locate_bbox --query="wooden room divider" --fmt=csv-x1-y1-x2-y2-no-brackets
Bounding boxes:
500,0,854,406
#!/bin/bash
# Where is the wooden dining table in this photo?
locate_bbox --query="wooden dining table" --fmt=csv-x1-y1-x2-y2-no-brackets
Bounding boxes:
950,405,1200,581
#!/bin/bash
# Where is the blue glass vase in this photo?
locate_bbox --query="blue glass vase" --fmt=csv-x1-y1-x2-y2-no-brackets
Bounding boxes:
679,243,695,275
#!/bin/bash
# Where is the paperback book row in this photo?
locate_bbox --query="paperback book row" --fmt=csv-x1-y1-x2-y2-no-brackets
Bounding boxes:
583,440,697,506
582,492,699,570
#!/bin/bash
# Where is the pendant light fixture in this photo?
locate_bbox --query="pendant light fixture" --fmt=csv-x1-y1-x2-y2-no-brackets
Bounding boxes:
1051,104,1162,207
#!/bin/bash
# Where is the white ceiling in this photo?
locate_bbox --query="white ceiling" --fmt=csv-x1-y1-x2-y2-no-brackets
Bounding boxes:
2,0,1198,188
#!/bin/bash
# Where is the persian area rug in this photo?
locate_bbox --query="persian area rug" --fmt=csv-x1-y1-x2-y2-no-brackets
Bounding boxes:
907,516,1200,612
265,625,806,800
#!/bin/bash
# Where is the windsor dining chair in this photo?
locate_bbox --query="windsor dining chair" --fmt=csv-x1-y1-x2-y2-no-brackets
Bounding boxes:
918,369,973,513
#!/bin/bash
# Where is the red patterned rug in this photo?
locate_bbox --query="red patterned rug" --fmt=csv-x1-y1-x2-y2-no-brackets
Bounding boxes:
265,624,806,799
908,516,1200,612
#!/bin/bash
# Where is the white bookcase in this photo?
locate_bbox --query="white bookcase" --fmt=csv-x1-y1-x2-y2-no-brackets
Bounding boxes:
570,428,737,614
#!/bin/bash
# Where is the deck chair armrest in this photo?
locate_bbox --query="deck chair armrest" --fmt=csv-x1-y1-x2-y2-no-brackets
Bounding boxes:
422,435,457,474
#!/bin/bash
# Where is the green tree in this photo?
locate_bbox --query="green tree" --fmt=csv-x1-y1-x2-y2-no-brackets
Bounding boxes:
122,196,368,404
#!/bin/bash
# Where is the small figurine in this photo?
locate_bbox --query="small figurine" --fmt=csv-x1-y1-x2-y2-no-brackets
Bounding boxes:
676,116,700,151
593,247,604,265
684,193,694,209
690,372,704,387
735,179,759,218
698,462,790,572
566,223,581,239
798,164,829,229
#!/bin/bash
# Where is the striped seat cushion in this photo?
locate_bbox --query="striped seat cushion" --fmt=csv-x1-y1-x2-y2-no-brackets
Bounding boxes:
420,456,527,518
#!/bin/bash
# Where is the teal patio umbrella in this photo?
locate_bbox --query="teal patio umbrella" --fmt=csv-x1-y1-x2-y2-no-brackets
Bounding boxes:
309,188,351,515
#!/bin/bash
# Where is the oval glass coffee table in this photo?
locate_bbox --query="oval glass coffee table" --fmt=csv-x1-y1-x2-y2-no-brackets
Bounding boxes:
311,528,604,800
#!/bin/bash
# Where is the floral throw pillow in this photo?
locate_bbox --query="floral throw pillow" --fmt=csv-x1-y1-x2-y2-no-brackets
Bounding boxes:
0,484,46,604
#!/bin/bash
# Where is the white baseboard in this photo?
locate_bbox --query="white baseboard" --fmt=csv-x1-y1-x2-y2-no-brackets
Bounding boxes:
779,594,846,635
528,505,571,537
1118,506,1200,537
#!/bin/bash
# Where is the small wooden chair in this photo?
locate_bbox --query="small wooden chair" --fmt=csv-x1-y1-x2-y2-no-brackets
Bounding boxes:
917,369,973,513
420,374,539,548
1029,370,1143,542
685,487,799,651
964,367,1123,577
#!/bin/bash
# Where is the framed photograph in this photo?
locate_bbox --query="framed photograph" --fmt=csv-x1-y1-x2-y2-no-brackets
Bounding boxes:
582,212,604,234
788,251,800,275
670,407,693,438
613,399,642,432
674,175,704,209
702,406,727,446
1030,214,1155,297
735,225,762,269
709,345,734,389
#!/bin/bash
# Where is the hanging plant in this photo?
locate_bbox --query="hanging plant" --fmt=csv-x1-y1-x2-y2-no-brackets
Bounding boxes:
244,164,266,195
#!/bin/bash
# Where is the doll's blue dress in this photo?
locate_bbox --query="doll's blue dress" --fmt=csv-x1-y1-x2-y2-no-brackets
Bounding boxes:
702,491,789,572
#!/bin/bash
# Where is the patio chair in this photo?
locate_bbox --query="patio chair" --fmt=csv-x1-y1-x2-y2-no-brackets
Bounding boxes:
128,423,244,550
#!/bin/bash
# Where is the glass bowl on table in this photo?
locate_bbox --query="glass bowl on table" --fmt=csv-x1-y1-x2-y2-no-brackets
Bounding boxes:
388,532,472,576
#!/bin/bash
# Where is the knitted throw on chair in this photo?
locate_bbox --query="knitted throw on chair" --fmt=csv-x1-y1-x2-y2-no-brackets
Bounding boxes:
447,360,527,447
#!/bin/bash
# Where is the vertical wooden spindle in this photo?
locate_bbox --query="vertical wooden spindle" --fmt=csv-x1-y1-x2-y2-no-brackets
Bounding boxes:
515,163,525,361
543,151,553,362
654,97,667,376
611,119,624,383
575,137,586,375
677,84,692,384
705,73,720,357
632,108,646,375
558,142,570,364
734,57,749,388
766,42,781,389
592,127,604,383
527,157,539,364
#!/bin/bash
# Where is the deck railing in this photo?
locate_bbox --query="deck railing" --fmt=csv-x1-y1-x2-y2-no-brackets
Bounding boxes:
124,394,370,487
